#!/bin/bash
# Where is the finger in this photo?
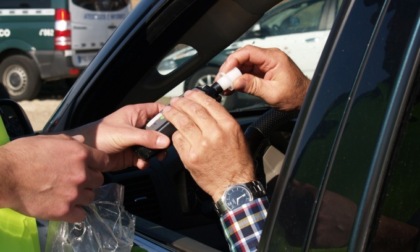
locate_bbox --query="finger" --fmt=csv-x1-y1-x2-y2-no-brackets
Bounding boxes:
83,168,104,190
162,102,204,142
171,131,192,165
109,126,171,151
129,103,166,127
181,90,233,124
63,206,87,223
233,73,266,94
155,150,167,161
76,188,96,207
135,158,149,169
84,145,111,172
219,45,266,74
72,134,85,143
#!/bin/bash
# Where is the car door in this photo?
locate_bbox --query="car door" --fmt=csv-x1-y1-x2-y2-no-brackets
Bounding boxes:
259,0,420,250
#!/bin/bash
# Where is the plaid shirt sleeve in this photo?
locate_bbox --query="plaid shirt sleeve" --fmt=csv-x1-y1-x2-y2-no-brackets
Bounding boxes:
220,196,269,252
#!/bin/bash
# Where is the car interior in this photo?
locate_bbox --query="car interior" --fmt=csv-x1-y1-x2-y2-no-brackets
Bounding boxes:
41,0,303,250
39,0,324,250
19,0,418,251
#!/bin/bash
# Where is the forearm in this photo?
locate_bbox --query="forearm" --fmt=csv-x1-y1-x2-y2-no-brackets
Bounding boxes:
62,120,101,148
0,147,17,209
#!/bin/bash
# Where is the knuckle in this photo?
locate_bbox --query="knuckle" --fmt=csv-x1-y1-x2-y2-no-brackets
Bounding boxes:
55,203,72,218
72,170,88,185
178,118,196,131
66,187,80,202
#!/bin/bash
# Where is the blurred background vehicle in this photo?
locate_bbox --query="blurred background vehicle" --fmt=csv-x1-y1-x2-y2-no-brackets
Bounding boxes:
0,0,131,101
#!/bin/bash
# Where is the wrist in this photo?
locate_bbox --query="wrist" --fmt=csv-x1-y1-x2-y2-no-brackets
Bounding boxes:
211,176,256,202
211,165,256,202
214,180,266,216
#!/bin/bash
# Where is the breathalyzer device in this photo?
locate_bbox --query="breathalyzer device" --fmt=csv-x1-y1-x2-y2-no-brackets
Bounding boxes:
132,67,242,160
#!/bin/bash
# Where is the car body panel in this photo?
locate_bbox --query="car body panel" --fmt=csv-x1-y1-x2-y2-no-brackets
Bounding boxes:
246,30,330,77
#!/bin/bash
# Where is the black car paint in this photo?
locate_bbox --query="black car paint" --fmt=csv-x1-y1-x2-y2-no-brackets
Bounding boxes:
41,0,420,251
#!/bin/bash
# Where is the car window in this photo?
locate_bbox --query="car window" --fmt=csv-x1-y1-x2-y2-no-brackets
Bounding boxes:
159,0,336,113
260,0,326,36
369,75,420,251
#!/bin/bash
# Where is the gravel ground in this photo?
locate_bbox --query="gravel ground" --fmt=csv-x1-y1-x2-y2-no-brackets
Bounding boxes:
18,99,63,132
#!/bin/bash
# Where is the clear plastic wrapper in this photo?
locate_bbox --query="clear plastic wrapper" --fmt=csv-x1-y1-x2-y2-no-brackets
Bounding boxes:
45,183,135,252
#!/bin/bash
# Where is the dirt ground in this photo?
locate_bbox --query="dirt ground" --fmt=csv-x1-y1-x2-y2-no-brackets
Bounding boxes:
16,81,69,132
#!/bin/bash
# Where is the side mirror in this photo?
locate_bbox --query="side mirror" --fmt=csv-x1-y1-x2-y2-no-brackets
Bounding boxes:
0,99,34,140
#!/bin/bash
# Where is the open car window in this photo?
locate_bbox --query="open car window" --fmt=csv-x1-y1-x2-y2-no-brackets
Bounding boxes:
158,0,341,113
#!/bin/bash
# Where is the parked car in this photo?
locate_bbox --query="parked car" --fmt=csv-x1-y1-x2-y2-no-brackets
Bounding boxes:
4,0,419,251
0,0,131,101
158,0,340,111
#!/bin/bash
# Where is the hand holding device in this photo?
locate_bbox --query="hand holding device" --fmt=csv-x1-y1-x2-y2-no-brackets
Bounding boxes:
133,68,242,159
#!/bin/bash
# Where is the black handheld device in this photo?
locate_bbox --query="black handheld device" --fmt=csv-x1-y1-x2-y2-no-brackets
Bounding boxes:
132,68,242,160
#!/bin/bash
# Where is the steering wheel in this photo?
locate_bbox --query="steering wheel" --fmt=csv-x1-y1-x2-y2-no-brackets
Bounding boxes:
244,108,299,195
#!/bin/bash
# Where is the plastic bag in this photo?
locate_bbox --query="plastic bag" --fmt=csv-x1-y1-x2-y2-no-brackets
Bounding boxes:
45,183,135,252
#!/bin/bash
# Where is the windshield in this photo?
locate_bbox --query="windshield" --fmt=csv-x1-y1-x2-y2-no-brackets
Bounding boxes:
71,0,129,11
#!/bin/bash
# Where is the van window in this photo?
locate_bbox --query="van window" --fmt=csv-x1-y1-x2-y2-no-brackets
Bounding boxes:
72,0,129,11
0,0,51,8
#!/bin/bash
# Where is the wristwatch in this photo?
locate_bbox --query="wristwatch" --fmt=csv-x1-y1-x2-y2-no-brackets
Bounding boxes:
215,180,266,216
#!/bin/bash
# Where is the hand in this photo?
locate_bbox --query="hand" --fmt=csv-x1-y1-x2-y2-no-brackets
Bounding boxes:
219,45,310,111
162,90,255,202
67,103,171,170
0,134,109,222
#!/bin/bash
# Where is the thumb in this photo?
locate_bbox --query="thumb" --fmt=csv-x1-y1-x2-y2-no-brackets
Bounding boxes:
110,127,171,152
72,134,85,143
233,74,266,98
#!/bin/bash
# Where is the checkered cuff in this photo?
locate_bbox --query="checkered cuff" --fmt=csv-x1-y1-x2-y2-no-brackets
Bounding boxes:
220,197,269,252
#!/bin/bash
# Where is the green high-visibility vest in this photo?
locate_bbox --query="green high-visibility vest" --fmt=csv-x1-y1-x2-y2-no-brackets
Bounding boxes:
0,116,41,252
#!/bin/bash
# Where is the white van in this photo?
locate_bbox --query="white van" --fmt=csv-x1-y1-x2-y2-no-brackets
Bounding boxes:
68,0,131,68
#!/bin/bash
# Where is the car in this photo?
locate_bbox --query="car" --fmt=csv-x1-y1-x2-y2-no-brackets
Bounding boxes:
5,0,420,251
0,0,131,101
158,0,340,111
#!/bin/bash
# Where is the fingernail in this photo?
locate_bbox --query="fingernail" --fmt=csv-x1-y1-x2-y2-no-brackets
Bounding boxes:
162,105,171,112
156,136,170,147
184,90,193,97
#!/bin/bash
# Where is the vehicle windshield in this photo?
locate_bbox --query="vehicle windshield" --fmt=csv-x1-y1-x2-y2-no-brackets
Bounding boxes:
72,0,129,11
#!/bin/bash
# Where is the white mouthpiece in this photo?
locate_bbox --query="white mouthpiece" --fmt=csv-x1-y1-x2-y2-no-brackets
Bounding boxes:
217,67,242,90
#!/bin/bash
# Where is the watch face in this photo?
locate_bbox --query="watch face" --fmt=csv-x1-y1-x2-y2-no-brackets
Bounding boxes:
225,185,253,210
